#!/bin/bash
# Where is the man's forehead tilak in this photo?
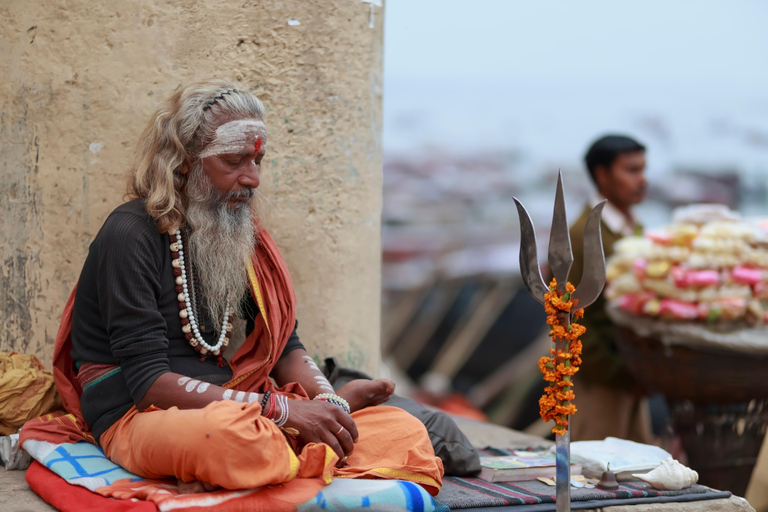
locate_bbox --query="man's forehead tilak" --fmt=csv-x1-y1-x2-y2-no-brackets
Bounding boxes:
199,119,267,159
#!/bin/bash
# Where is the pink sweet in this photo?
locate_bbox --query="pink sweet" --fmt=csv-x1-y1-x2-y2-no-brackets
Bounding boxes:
731,266,764,286
671,266,688,288
671,267,719,288
619,292,653,315
686,270,720,287
646,231,672,245
658,299,700,320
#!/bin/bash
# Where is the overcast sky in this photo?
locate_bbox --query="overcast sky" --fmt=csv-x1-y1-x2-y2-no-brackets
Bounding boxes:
381,0,768,179
383,1,768,86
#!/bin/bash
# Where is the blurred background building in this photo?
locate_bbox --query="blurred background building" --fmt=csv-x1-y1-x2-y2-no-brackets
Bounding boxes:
378,0,768,433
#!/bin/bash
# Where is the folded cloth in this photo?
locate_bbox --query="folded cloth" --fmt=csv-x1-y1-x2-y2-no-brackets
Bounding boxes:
324,357,481,477
0,352,62,435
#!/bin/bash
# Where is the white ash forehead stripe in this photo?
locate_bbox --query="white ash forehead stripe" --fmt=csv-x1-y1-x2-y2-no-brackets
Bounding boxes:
215,119,264,136
199,119,266,159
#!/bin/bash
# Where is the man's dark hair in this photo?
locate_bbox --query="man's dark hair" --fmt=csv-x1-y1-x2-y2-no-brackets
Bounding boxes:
584,134,646,183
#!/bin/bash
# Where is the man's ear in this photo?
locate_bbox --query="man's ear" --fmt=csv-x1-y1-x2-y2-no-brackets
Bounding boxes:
180,163,190,175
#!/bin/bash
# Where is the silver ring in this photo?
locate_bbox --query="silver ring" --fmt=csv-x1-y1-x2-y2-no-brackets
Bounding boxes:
344,455,349,462
335,426,344,436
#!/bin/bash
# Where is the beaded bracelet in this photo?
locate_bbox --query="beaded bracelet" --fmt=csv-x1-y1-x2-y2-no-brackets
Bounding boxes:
273,395,289,428
313,393,351,415
260,391,271,411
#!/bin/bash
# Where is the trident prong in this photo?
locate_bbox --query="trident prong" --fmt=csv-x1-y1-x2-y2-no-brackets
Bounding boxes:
548,173,573,295
513,171,607,313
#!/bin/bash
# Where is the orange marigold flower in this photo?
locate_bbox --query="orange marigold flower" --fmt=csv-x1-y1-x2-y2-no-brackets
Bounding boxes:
570,324,587,338
539,276,587,433
543,371,558,382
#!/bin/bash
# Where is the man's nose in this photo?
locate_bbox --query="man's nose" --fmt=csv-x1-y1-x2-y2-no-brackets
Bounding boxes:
240,163,260,189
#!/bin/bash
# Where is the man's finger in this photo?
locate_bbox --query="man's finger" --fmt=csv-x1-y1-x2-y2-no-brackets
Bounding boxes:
334,424,355,456
337,410,359,442
319,430,345,464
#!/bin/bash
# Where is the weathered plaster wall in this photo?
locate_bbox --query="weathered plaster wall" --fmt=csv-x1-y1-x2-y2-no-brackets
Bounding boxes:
0,0,385,375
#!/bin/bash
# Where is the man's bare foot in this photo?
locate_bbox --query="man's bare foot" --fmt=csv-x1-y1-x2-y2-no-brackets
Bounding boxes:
336,379,395,413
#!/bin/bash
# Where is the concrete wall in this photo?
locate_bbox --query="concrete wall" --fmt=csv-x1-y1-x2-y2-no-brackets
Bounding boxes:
0,0,385,376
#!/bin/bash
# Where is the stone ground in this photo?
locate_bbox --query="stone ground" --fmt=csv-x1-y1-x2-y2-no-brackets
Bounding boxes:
1,417,756,512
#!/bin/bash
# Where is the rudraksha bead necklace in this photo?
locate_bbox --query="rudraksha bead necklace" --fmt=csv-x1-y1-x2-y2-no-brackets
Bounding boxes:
170,229,232,359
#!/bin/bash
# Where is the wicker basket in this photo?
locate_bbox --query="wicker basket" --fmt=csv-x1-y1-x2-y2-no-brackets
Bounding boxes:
615,326,768,404
615,326,768,495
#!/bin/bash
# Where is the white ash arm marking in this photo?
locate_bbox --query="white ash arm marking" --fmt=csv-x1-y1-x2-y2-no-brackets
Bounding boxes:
303,356,336,395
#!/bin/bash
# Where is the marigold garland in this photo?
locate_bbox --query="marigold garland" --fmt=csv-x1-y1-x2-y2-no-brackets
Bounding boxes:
538,278,586,436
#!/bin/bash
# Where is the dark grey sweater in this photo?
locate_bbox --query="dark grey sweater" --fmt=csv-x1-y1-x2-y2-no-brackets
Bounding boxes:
70,199,302,441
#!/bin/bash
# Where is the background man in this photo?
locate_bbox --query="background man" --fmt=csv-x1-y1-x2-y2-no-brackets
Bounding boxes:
568,134,650,442
53,79,443,494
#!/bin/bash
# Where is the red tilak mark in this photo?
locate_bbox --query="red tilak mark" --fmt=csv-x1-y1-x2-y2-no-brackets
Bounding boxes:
254,137,262,153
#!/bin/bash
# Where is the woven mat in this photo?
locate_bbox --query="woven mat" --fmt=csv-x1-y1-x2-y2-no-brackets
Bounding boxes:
434,448,731,510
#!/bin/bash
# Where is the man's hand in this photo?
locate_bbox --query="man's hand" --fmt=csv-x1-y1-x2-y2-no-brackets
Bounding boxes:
283,399,359,467
336,378,395,414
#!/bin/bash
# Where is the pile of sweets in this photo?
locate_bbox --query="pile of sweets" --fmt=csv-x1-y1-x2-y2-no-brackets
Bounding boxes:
606,204,768,325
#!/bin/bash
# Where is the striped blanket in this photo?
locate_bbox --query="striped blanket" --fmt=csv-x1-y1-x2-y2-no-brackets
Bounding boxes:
433,448,724,510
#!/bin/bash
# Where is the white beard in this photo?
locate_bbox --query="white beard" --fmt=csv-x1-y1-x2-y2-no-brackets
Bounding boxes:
185,165,258,325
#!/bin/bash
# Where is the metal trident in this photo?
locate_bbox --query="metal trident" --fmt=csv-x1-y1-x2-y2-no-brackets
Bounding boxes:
513,172,607,315
512,172,607,512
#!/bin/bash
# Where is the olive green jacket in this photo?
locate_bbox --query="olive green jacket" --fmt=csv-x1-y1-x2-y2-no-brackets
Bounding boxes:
568,204,641,390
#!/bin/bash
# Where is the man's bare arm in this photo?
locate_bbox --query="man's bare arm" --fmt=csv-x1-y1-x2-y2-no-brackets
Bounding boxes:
138,367,358,465
270,349,336,398
137,372,263,411
271,348,396,413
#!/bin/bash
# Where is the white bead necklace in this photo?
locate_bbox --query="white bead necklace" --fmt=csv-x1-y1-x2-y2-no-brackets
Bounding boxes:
171,229,232,356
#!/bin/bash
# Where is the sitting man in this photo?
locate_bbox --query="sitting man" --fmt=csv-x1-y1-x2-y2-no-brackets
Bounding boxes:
568,134,651,443
60,79,443,493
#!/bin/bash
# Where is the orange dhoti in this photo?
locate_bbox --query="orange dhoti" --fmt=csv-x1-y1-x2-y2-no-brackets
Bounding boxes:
100,401,444,495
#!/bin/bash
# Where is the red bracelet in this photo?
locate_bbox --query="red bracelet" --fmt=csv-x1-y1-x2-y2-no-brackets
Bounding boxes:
267,393,278,420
